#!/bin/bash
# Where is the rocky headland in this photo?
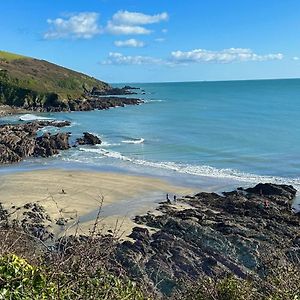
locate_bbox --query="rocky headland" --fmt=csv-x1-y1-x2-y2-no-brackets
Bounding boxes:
0,50,143,115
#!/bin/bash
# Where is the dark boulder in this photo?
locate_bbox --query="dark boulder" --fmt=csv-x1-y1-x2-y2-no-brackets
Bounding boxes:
245,183,297,200
128,227,150,243
34,132,70,157
76,132,101,145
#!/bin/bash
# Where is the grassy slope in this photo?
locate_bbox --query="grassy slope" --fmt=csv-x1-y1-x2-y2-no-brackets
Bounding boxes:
0,50,110,107
0,50,27,61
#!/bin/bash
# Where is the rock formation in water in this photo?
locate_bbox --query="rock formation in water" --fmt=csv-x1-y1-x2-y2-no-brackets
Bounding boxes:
0,120,71,164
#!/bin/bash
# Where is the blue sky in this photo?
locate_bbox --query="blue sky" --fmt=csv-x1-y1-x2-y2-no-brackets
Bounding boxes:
1,0,300,83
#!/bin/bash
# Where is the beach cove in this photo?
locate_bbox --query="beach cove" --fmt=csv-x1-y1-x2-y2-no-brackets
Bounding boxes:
0,169,194,238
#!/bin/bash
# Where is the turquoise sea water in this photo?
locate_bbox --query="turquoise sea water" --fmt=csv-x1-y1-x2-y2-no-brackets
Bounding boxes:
1,79,300,192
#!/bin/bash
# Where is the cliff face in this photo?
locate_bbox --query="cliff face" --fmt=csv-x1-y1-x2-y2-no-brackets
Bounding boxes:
0,50,111,108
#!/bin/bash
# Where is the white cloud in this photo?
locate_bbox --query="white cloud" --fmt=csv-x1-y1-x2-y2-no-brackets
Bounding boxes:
106,22,151,35
114,39,145,48
101,48,284,67
111,11,168,25
155,38,165,43
293,56,300,61
106,10,168,35
171,48,284,63
102,52,166,65
44,12,101,39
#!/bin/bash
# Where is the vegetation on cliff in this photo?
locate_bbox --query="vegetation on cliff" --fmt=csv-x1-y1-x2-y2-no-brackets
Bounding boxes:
0,226,300,300
0,50,110,108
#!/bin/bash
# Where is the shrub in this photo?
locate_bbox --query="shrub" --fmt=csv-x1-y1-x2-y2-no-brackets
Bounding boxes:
0,254,150,300
174,276,256,300
0,254,54,299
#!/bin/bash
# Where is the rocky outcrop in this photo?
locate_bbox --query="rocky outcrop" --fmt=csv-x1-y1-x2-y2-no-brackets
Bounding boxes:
91,86,138,96
65,96,142,112
76,132,101,146
117,183,299,295
34,132,70,157
27,96,143,113
0,120,71,164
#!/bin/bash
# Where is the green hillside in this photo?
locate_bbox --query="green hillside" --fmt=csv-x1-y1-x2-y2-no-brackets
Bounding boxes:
0,50,110,108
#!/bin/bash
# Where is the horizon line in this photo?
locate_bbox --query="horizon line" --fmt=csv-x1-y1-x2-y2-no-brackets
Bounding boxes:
110,77,300,85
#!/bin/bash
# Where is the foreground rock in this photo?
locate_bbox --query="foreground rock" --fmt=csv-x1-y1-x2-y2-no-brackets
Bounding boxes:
0,120,71,164
116,183,298,295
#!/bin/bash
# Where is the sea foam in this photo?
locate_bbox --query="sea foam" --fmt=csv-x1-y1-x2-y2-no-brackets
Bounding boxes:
121,138,145,144
76,147,300,187
19,114,53,121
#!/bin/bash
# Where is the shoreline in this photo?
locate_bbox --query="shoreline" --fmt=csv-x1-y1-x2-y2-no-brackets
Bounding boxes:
0,169,195,238
0,105,28,117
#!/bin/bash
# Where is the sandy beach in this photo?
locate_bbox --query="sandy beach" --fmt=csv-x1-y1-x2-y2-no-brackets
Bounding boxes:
0,169,194,238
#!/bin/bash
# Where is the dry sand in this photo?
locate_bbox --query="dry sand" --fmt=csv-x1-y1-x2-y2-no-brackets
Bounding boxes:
0,169,195,238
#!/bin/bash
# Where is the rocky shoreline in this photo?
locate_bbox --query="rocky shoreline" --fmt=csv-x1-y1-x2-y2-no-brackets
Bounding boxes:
116,183,299,295
0,96,142,116
0,90,143,164
0,120,101,164
23,95,143,113
0,182,298,296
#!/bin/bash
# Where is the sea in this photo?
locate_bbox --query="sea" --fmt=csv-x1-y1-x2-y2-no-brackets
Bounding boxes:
1,79,300,198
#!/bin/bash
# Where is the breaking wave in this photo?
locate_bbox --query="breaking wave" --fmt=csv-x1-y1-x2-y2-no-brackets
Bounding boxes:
77,147,300,187
122,138,145,144
19,114,53,121
100,141,121,147
144,99,166,103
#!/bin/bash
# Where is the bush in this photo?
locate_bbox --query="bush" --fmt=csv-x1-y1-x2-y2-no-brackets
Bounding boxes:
0,254,53,299
174,276,256,300
0,254,149,300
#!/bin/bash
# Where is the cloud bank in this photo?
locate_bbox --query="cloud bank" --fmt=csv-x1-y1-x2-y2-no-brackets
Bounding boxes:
106,10,168,35
102,48,284,66
44,10,168,39
111,11,168,25
44,12,101,39
102,52,166,65
171,48,283,63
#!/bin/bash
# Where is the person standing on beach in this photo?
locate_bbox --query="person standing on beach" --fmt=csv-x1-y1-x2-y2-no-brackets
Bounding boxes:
166,193,171,204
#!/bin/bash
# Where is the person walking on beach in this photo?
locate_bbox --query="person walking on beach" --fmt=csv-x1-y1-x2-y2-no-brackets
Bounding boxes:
173,195,177,202
166,193,171,204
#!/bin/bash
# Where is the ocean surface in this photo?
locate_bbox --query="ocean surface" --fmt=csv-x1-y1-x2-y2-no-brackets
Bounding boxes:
1,79,300,194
